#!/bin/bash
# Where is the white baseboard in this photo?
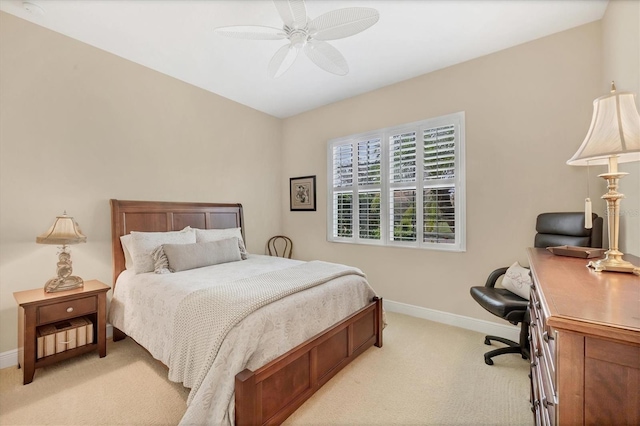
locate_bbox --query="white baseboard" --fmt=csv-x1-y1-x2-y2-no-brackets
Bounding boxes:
0,324,114,369
2,308,517,369
0,349,18,370
383,299,520,342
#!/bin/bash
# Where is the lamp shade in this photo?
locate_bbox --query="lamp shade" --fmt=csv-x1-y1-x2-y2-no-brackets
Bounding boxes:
36,213,87,245
567,88,640,166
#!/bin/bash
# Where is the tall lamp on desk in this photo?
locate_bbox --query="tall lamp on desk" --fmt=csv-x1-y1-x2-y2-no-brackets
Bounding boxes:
567,82,640,274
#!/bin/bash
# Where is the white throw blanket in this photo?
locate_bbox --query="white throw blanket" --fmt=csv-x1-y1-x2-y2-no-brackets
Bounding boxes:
108,255,377,425
168,260,366,404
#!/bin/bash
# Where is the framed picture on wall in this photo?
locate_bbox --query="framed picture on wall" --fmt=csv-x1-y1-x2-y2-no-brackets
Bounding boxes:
290,175,316,211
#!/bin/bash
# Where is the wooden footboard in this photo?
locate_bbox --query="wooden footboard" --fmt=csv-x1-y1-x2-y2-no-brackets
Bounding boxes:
235,296,383,426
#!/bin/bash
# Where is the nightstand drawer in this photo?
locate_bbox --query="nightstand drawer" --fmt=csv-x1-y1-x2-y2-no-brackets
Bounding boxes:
38,296,97,325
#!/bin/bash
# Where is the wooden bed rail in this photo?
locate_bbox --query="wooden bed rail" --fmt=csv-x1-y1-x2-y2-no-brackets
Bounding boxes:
235,296,383,426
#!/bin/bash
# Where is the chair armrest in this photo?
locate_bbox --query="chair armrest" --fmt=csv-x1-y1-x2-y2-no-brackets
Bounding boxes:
485,267,509,288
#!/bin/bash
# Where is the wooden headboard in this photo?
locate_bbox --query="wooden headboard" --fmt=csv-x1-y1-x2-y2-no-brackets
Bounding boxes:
110,199,244,285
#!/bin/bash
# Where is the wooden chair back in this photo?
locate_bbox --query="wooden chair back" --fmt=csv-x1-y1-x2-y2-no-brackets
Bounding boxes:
267,235,293,259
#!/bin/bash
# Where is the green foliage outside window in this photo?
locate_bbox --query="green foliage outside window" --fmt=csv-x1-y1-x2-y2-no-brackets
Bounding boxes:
359,192,380,239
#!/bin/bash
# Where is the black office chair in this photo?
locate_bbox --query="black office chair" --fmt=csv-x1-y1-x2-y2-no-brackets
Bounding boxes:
267,235,293,259
470,212,603,365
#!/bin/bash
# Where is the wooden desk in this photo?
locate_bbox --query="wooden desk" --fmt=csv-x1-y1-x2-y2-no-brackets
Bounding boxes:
527,248,639,425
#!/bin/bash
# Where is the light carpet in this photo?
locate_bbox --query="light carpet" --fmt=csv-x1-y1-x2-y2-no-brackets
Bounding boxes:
0,312,531,425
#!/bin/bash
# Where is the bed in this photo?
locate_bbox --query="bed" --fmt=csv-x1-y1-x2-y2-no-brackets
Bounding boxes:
108,199,383,426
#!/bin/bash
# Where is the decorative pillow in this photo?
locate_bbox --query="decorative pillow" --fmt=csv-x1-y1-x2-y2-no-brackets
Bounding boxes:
129,227,196,274
120,234,134,269
162,238,242,272
501,262,532,300
195,228,248,260
151,245,171,274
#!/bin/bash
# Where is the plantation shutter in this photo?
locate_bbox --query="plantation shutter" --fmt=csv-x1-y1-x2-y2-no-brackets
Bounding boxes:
333,144,353,188
423,125,456,244
389,131,417,242
332,144,353,238
357,138,381,240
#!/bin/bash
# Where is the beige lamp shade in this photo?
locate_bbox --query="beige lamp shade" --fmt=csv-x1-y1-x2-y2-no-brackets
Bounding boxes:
36,213,87,245
567,87,640,166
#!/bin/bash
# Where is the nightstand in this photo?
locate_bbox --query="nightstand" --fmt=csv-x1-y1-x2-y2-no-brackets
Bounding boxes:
13,280,110,384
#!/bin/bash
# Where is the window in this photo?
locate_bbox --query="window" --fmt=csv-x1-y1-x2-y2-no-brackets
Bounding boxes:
327,112,465,251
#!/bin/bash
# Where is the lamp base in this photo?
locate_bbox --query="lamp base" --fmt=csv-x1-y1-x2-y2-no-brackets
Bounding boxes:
44,276,84,293
587,253,640,275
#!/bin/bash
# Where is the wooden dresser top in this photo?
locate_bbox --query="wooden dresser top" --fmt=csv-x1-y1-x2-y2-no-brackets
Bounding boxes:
527,248,640,344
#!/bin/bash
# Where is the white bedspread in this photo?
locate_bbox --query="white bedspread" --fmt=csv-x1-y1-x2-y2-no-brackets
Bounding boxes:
108,255,377,425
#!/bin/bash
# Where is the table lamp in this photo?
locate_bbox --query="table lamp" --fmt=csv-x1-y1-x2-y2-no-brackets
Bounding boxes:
567,82,640,274
36,212,87,292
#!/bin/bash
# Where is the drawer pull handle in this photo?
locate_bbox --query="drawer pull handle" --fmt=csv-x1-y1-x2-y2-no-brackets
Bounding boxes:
536,349,542,358
535,301,541,309
543,331,554,342
543,398,554,408
66,307,74,313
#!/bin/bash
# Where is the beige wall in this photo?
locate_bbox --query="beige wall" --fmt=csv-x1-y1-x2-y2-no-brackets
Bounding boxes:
0,13,283,352
601,0,640,256
281,22,604,323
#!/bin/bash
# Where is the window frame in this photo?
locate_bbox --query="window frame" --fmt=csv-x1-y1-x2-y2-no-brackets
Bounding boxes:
326,112,466,252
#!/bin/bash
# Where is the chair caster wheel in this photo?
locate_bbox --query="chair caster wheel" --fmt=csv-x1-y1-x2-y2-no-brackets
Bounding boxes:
484,357,494,365
484,337,491,345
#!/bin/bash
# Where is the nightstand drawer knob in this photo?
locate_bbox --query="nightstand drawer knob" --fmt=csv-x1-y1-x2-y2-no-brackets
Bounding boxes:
66,307,74,313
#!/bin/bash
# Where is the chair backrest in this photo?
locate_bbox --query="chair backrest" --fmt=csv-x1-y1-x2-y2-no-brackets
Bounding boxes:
267,235,293,259
534,212,603,248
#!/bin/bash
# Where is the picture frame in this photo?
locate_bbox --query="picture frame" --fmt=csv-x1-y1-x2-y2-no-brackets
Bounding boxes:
290,175,316,211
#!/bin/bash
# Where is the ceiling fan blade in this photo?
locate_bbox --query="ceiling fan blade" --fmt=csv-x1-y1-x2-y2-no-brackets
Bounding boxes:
304,40,348,76
309,7,379,41
273,0,307,29
214,25,286,40
268,43,301,78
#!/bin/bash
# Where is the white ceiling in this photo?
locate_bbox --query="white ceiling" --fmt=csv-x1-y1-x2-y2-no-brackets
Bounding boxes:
0,0,608,118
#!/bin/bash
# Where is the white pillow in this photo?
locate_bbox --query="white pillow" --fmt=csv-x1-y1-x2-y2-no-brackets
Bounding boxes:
195,228,248,260
501,262,532,300
129,227,196,274
120,234,134,269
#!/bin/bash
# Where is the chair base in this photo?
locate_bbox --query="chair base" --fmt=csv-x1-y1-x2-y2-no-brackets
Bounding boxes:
482,334,530,365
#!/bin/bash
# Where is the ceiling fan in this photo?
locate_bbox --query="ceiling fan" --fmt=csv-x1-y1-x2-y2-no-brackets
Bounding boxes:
214,0,379,78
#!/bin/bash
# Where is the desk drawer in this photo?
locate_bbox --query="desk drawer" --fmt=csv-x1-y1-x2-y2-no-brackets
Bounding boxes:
38,296,97,325
538,349,557,425
530,286,556,387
